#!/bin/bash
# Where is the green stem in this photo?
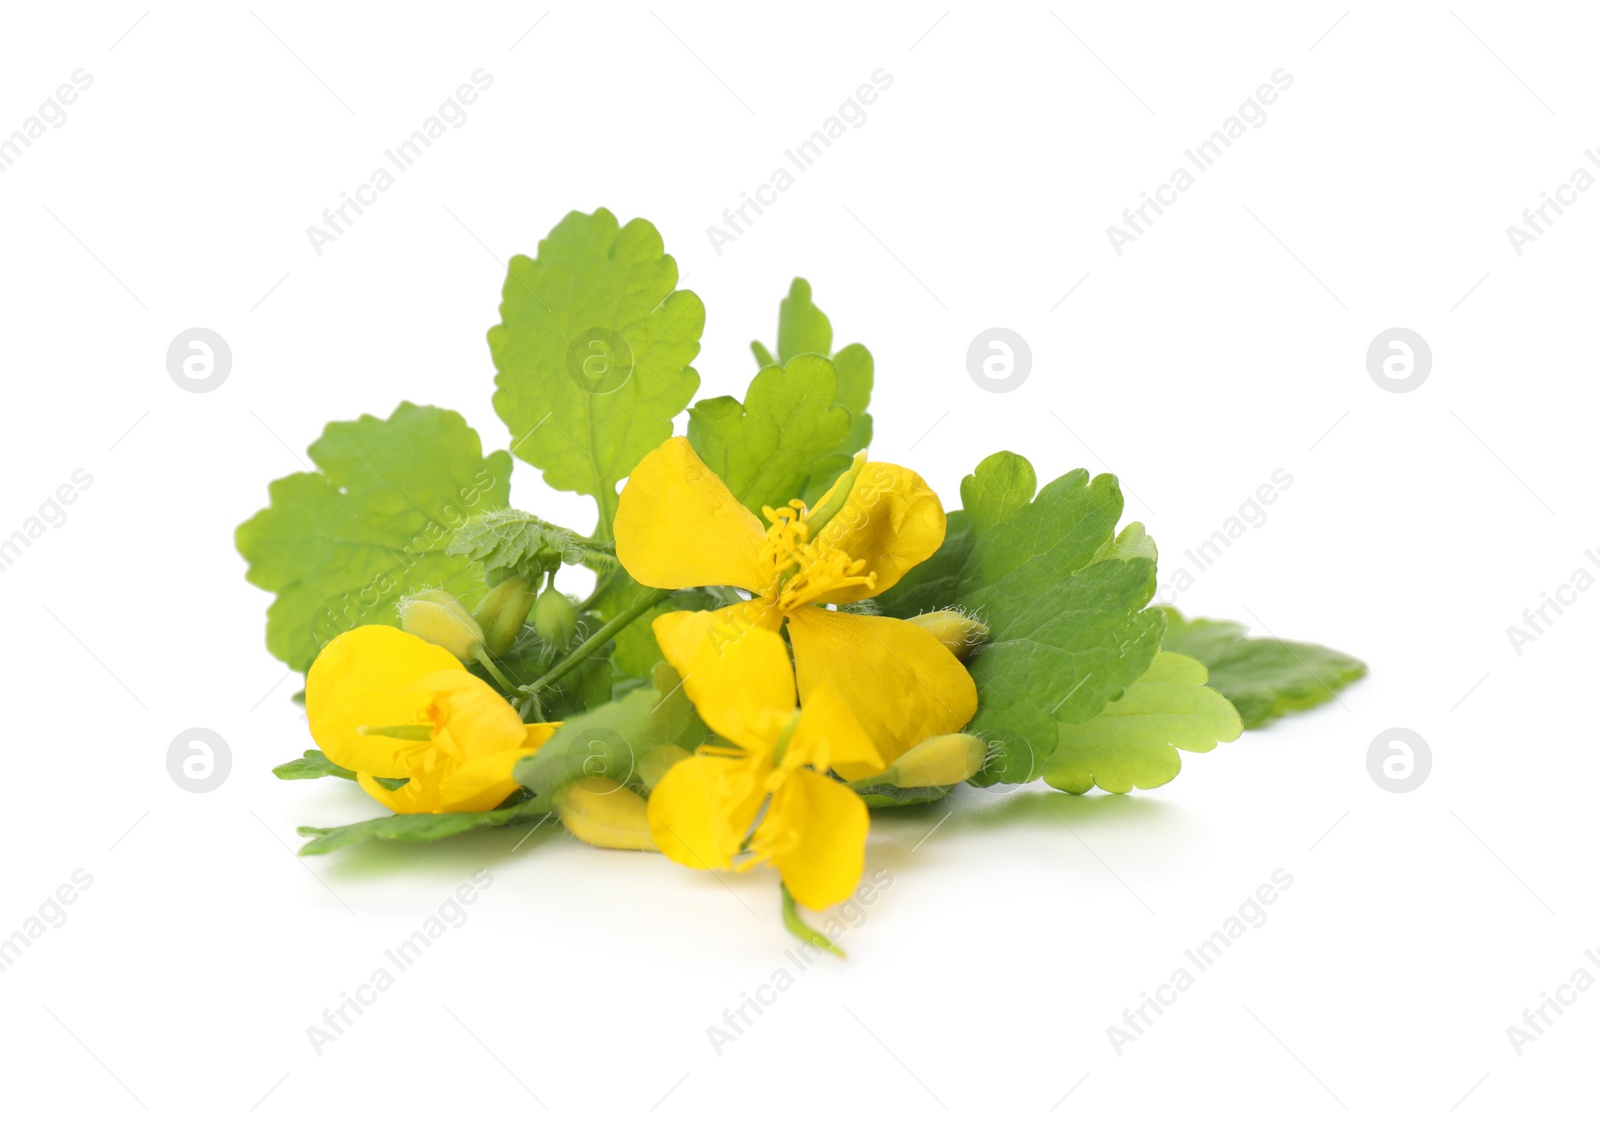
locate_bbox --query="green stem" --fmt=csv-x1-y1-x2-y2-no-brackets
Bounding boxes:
472,645,522,696
519,691,546,722
595,493,620,547
523,587,673,696
781,884,845,959
575,568,616,614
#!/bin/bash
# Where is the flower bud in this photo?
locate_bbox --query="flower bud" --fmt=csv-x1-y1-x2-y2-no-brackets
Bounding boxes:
909,609,989,661
473,575,537,657
804,451,867,533
398,589,485,661
534,586,578,650
553,778,659,851
886,733,988,787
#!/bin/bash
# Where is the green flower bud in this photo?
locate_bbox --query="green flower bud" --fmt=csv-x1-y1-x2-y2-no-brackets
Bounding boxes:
473,575,538,658
804,450,867,533
909,609,989,661
534,585,578,650
886,733,988,787
398,589,485,662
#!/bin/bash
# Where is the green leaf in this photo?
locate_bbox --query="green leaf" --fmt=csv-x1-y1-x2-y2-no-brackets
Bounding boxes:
489,208,704,535
776,277,834,362
513,677,698,799
749,278,874,501
856,784,954,809
651,661,709,753
296,800,546,856
688,354,852,513
1157,607,1366,728
1042,652,1242,795
272,750,355,782
876,452,1165,786
236,403,512,672
447,509,613,583
819,343,874,498
960,446,1038,535
1091,521,1157,564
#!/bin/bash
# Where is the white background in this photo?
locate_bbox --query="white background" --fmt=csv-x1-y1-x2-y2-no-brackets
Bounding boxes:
0,2,1593,1118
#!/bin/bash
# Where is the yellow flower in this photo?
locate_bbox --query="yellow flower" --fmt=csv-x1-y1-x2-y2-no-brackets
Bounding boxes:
305,625,557,814
647,623,884,909
615,437,977,778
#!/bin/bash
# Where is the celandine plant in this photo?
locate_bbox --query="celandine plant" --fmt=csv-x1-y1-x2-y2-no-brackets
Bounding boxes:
237,208,1364,954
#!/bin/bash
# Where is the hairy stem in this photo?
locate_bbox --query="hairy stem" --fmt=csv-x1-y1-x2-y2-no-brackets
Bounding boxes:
472,645,522,696
522,586,672,696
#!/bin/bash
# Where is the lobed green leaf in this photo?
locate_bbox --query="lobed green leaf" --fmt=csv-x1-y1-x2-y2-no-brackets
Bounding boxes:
1157,608,1366,727
236,403,511,673
747,278,874,501
878,451,1165,786
489,208,703,535
1043,652,1242,794
688,354,852,514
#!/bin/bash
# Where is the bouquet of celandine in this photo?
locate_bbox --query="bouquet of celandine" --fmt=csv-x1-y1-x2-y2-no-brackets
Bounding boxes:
238,208,1363,953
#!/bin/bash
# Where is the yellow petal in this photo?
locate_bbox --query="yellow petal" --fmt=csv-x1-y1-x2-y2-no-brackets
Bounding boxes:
306,625,462,775
759,768,869,910
787,606,977,779
808,461,945,604
787,683,884,774
358,772,421,813
358,748,526,815
652,603,790,748
647,753,766,870
523,722,560,749
615,437,773,593
433,749,529,811
555,778,660,851
409,668,529,762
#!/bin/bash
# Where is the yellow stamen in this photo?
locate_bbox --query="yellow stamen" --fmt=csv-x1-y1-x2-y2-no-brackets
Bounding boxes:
759,497,877,609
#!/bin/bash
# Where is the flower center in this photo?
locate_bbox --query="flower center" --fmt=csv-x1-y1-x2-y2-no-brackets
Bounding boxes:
760,500,875,610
